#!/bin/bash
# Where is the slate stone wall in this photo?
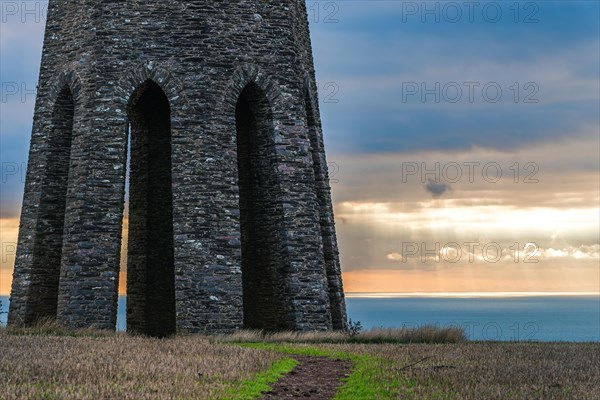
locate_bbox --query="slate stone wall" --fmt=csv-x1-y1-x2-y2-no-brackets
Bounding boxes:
9,0,346,334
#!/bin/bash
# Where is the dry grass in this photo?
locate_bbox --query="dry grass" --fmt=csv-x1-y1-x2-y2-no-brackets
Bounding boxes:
2,317,112,337
357,326,467,343
214,325,467,344
1,325,598,399
0,327,281,400
311,342,600,399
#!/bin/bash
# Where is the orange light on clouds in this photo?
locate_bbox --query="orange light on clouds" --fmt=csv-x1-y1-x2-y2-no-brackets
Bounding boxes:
2,211,599,296
342,266,600,294
0,269,12,296
0,218,19,295
0,217,129,296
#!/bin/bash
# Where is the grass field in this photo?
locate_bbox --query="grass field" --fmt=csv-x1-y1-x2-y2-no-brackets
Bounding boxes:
0,326,598,399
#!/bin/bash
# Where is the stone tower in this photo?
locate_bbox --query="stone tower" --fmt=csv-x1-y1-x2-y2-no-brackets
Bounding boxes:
9,0,346,336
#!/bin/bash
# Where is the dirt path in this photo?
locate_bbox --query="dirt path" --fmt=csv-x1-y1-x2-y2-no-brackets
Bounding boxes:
261,355,353,399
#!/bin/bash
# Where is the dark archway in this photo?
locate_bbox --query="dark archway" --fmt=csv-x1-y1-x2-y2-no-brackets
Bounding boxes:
304,89,345,330
25,85,74,325
236,83,287,331
126,80,176,337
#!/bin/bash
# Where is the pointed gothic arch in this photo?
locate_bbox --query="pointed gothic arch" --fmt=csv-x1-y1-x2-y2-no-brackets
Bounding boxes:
235,82,290,331
125,79,176,337
25,84,75,324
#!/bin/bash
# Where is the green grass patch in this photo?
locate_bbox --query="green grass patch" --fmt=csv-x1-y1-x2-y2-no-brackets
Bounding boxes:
237,343,429,399
240,342,350,358
220,356,298,400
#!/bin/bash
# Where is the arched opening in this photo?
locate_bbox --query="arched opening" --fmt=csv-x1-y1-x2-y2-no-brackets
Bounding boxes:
125,80,175,337
304,89,345,330
236,83,286,331
26,85,74,324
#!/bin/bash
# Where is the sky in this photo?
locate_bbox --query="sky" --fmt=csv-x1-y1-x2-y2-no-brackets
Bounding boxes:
1,1,599,295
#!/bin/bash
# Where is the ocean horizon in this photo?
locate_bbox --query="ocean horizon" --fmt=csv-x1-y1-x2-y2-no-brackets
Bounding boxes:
2,293,599,342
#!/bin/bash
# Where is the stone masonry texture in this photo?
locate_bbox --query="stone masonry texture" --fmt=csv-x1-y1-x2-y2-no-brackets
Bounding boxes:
9,0,347,335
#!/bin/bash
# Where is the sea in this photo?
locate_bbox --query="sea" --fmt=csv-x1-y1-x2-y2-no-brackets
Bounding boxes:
2,294,599,342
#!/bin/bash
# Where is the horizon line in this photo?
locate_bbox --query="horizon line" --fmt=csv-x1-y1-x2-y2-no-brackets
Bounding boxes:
1,291,599,299
344,291,600,298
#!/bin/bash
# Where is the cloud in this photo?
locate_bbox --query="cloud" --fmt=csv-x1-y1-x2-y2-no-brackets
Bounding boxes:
540,245,600,260
386,253,403,261
425,179,450,198
334,180,599,273
312,2,599,155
